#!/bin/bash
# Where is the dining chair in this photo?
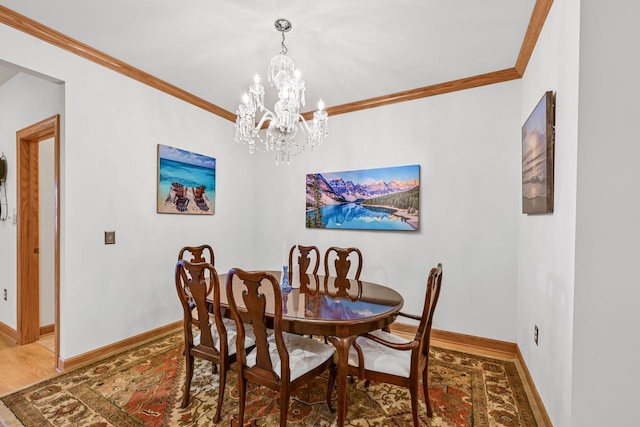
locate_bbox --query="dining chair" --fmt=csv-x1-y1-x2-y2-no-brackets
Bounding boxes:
323,246,363,279
347,263,443,425
225,268,337,427
174,260,256,423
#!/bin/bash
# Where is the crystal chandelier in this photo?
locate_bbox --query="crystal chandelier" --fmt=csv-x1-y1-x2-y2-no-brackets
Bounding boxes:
234,19,329,165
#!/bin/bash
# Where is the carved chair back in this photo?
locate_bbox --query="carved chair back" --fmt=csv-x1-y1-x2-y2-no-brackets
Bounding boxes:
178,244,215,265
323,246,363,279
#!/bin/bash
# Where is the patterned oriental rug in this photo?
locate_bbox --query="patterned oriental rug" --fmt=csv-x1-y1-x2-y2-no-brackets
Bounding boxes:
0,331,538,426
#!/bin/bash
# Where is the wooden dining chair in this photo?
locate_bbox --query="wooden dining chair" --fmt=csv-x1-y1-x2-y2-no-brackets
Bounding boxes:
225,268,337,427
324,246,363,279
347,263,443,425
174,260,256,423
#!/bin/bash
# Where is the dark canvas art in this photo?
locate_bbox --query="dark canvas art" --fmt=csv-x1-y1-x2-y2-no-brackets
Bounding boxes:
522,91,555,214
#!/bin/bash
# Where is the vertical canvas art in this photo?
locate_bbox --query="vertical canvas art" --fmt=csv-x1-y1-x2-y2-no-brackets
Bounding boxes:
522,91,555,214
157,144,216,215
306,165,420,230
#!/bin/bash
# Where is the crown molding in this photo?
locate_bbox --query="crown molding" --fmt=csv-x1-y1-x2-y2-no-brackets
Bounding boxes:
321,68,522,118
515,0,555,76
0,1,553,122
0,4,236,122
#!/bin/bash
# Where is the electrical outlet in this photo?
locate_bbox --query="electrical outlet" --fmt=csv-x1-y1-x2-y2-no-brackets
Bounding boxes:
534,325,539,346
3,289,6,301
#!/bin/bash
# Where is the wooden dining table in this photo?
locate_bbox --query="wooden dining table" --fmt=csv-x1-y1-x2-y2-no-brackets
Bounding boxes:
215,270,404,426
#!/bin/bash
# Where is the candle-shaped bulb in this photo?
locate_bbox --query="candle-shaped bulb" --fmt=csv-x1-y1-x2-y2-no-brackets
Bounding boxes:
242,92,249,104
254,74,260,84
317,100,325,111
294,69,301,79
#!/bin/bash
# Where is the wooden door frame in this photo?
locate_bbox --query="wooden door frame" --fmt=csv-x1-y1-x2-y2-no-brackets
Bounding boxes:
16,114,60,370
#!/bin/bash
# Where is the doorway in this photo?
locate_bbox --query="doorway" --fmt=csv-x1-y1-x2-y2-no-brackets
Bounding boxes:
16,115,60,370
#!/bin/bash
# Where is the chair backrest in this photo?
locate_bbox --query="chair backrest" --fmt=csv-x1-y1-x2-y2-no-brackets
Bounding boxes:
226,268,291,382
288,244,320,275
179,244,215,265
175,260,227,355
323,246,363,279
416,263,443,355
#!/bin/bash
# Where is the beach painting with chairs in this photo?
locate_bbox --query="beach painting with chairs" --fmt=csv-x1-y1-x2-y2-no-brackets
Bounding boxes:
157,144,215,215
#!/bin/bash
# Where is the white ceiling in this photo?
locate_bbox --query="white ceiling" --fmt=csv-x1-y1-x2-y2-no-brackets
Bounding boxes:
0,0,536,115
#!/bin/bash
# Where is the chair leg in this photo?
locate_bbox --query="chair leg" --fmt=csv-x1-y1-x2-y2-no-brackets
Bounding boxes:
326,363,337,411
352,342,366,382
423,367,433,418
213,362,226,423
279,390,290,427
237,373,247,425
409,380,420,426
181,352,194,408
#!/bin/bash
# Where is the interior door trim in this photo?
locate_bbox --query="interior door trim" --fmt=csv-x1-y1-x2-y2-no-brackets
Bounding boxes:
16,114,60,370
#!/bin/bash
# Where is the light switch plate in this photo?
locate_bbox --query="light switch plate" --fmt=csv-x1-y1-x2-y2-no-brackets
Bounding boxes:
105,231,116,245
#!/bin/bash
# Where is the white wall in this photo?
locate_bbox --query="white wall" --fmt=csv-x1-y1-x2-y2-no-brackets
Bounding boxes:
572,1,640,425
0,25,256,358
0,72,62,330
517,0,580,425
39,137,55,326
250,81,522,342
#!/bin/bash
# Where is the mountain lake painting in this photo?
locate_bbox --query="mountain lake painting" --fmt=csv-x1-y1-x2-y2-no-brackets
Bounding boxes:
157,144,216,215
306,165,420,231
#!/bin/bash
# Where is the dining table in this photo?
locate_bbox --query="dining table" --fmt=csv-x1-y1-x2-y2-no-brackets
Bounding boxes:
215,270,404,427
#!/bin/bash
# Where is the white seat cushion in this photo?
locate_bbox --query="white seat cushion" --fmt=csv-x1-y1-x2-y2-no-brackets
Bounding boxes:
194,317,256,356
246,332,335,381
347,329,412,378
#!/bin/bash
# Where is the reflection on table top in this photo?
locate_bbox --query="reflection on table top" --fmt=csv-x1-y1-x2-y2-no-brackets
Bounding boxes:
217,271,404,324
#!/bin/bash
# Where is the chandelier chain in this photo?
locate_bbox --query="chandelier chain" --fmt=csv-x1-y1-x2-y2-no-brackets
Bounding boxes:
280,32,287,55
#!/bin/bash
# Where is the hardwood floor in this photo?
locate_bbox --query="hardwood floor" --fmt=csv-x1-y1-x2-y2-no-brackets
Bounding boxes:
0,333,57,396
36,333,55,353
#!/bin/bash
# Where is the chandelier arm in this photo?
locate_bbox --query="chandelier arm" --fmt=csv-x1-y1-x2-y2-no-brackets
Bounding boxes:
295,115,312,134
255,110,275,130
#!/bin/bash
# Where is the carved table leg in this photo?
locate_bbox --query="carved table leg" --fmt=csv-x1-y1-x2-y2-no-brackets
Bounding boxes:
328,335,356,427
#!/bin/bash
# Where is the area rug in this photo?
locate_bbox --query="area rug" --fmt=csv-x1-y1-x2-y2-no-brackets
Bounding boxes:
0,331,538,426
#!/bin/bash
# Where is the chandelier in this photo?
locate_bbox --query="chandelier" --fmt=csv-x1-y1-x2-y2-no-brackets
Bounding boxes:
234,19,329,165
